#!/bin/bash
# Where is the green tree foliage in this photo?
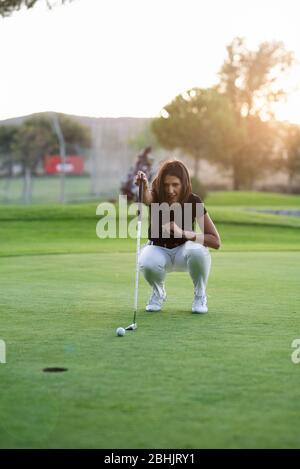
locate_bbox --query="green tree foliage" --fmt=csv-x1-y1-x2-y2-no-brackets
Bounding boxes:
10,113,91,202
152,38,294,191
12,116,55,174
190,176,207,201
0,0,72,17
129,122,160,152
12,113,91,173
152,87,241,178
218,37,294,189
11,116,54,203
229,116,275,190
219,37,294,119
280,123,300,191
0,125,18,175
55,113,91,154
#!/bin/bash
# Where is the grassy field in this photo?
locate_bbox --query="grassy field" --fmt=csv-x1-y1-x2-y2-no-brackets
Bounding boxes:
0,192,300,448
0,176,94,204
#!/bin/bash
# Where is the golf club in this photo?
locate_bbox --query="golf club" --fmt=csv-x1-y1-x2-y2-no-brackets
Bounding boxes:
125,178,143,331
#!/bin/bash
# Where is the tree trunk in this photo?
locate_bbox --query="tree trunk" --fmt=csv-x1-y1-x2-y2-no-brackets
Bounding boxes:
232,156,240,191
288,170,294,193
194,156,200,178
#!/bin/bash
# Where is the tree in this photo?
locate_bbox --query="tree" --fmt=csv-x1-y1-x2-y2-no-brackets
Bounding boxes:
60,114,91,148
12,113,91,203
0,0,72,17
218,37,295,189
0,125,18,175
218,37,294,119
50,113,91,202
0,125,19,200
128,122,161,152
152,87,241,178
228,116,275,190
12,115,55,203
281,123,300,191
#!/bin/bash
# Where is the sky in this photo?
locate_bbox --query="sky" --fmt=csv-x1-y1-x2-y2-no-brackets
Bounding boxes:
0,0,299,122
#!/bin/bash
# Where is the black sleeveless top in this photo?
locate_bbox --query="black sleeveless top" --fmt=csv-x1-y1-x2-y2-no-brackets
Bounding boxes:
148,193,207,248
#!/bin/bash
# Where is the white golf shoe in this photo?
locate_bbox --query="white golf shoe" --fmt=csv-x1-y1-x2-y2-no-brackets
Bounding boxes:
146,288,166,312
192,293,208,314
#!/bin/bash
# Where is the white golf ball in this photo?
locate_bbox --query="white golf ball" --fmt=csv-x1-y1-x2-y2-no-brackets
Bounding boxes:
116,327,126,337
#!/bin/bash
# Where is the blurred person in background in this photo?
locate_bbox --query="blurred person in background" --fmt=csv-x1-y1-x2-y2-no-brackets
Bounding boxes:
121,146,154,201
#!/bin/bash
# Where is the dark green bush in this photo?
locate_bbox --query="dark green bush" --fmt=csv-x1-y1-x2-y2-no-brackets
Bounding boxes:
191,176,208,201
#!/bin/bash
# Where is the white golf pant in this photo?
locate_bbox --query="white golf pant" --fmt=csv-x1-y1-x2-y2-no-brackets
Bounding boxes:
139,241,211,299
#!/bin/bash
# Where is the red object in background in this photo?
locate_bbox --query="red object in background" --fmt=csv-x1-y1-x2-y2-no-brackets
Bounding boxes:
44,155,84,175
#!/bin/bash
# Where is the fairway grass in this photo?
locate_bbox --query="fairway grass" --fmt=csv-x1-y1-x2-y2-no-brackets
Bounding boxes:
0,250,300,449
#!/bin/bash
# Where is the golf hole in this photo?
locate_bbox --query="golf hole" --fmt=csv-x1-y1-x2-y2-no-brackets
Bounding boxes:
43,367,68,373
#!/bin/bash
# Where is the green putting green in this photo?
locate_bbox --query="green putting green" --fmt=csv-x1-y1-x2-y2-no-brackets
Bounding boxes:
0,194,299,448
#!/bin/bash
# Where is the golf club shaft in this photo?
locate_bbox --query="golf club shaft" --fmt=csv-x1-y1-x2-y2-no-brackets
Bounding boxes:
133,220,141,322
133,180,143,323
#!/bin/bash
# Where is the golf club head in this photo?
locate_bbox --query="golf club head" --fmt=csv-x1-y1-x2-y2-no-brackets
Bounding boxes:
125,323,137,331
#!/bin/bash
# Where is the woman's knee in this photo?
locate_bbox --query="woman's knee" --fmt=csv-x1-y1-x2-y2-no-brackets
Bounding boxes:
140,259,163,274
184,242,211,263
139,247,166,273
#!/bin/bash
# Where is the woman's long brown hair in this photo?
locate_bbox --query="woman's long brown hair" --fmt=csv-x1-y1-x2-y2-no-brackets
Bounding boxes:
151,159,192,204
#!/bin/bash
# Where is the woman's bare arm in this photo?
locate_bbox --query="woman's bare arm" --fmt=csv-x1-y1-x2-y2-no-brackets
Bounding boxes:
184,213,221,250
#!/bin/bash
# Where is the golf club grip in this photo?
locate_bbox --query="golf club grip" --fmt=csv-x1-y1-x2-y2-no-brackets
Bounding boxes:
138,178,144,204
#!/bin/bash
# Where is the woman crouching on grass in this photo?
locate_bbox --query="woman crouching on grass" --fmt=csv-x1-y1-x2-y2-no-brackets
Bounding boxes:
135,160,221,314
